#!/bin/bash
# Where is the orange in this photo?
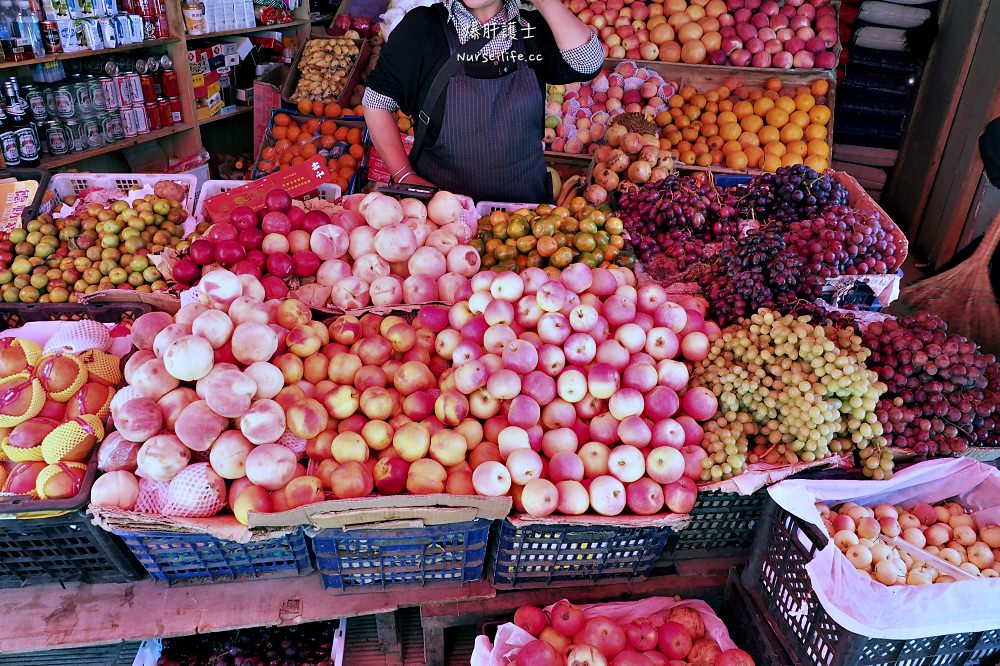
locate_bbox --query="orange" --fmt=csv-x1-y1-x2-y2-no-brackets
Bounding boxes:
679,150,696,165
679,85,697,101
725,150,748,169
763,90,779,101
669,95,685,109
335,177,350,191
300,143,318,158
761,154,781,173
278,149,294,165
296,134,312,146
693,142,709,155
681,126,699,142
271,126,287,140
320,120,337,135
738,131,759,148
718,99,734,113
809,104,831,125
789,110,810,129
786,140,808,158
347,128,363,144
665,130,682,145
722,139,742,155
774,96,796,114
779,123,803,143
780,153,804,167
311,101,325,116
701,111,717,125
740,114,763,133
339,167,355,180
334,126,349,141
304,119,320,134
717,111,737,125
656,111,672,127
722,76,740,91
274,138,292,152
794,93,816,112
675,116,691,129
765,108,789,129
286,126,301,141
274,113,291,126
261,146,276,161
707,135,725,150
758,126,780,145
257,159,273,172
339,154,357,169
720,122,741,141
765,76,782,91
320,135,336,149
683,105,701,120
676,140,692,154
804,155,829,172
753,98,774,117
324,102,342,118
296,99,312,114
695,152,714,167
717,86,731,100
733,100,754,119
701,123,719,137
810,79,830,96
692,94,707,109
804,123,827,141
763,141,786,157
349,143,365,159
807,139,829,158
744,145,764,168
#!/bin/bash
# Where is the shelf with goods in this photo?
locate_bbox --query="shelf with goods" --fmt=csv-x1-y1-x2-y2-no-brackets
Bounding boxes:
184,18,310,42
0,37,180,70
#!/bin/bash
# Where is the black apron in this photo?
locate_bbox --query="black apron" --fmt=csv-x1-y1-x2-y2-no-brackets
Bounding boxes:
414,22,550,204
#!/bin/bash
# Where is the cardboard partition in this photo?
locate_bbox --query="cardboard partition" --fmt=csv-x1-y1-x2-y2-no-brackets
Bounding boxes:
248,494,512,530
203,155,336,224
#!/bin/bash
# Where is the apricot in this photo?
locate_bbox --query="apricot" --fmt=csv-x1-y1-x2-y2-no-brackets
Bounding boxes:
175,400,228,451
115,397,163,442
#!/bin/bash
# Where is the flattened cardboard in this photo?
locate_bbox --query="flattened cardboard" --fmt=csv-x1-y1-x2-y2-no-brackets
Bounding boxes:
247,493,512,529
203,155,335,224
88,506,295,544
507,510,691,531
79,288,181,314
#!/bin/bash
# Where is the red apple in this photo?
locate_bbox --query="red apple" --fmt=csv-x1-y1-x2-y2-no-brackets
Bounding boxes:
514,605,548,637
663,477,698,514
516,639,560,666
624,618,658,651
550,600,586,637
657,622,692,660
577,616,627,659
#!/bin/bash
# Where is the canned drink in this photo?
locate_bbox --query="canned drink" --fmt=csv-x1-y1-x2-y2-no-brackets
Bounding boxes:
97,17,116,48
167,95,181,123
141,16,156,41
53,85,75,118
139,74,154,102
114,74,131,106
43,87,57,116
131,104,149,134
79,19,103,50
89,77,106,112
134,58,146,75
64,119,85,151
82,116,103,147
103,59,118,76
110,111,124,140
120,107,137,137
44,121,69,155
144,101,160,130
23,86,48,122
99,77,118,110
72,80,93,116
41,21,62,54
159,54,172,70
154,13,169,38
99,112,118,142
161,69,178,98
157,98,171,127
126,72,143,104
146,56,159,73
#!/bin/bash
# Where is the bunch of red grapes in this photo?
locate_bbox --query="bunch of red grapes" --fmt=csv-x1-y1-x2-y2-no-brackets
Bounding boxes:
862,312,1000,455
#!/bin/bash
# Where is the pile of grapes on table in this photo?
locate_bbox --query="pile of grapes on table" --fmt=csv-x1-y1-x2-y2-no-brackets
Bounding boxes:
156,623,337,666
620,165,905,326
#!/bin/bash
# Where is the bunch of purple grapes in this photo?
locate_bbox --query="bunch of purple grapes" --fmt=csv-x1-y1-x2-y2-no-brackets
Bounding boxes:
738,164,849,223
785,206,903,278
699,227,823,326
862,312,1000,455
158,622,336,666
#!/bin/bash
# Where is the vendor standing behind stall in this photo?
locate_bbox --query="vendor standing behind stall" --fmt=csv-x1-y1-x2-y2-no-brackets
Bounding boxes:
362,0,603,203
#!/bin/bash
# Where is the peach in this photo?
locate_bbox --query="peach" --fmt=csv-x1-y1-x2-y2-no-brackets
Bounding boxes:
303,354,329,384
152,322,192,358
429,430,468,466
96,432,139,473
199,269,243,310
358,386,394,421
522,478,558,517
5,416,57,454
0,339,36,376
316,458,341,490
163,335,215,382
308,429,336,461
209,430,254,479
226,478,253,509
406,458,447,494
469,442,502,468
131,358,181,401
434,390,470,426
174,400,228,451
331,431,369,463
238,399,286,445
446,470,475,495
203,369,257,418
327,352,363,384
286,325,322,357
90,470,140,509
137,434,191,481
35,354,85,398
321,385,359,420
245,443,297,490
373,456,408,494
240,363,282,401
361,419,394,451
393,361,435,396
150,390,191,431
392,422,431,461
231,322,279,365
228,296,269,326
192,309,235,348
124,350,155,384
286,398,329,439
132,312,176,350
330,460,374,499
1,461,45,495
283,475,325,509
275,385,306,410
472,460,512,496
174,303,210,326
233,485,272,525
114,396,163,442
276,299,312,330
37,399,66,420
270,487,290,512
353,365,387,392
272,354,303,386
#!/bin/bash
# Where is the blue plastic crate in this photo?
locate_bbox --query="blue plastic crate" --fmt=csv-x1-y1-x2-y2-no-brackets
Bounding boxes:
114,528,313,586
714,174,753,188
310,519,491,590
489,519,673,589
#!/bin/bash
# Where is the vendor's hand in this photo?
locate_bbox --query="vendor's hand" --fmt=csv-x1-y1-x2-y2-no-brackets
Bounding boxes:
401,174,435,188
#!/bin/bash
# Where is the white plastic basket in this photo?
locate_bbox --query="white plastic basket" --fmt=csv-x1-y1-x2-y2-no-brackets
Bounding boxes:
193,180,343,223
44,172,200,215
475,201,539,217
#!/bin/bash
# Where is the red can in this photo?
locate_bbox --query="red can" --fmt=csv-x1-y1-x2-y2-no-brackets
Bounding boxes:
157,98,172,127
114,74,132,106
155,13,170,38
127,72,143,104
161,69,179,98
132,105,149,134
144,101,161,130
139,74,154,103
168,96,182,123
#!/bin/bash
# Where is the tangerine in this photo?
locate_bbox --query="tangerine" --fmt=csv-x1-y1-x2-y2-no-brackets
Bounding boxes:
758,126,780,144
296,99,312,114
324,102,342,118
779,123,803,143
738,131,759,148
725,150,749,169
807,139,829,158
753,97,774,116
785,140,808,157
780,153,804,167
334,126,349,141
794,93,816,112
740,114,763,133
763,141,786,157
804,155,828,172
733,101,754,119
744,145,764,168
809,104,831,125
320,120,337,135
765,108,789,128
261,146,276,160
765,76,782,91
804,123,827,141
274,113,292,126
349,144,365,159
311,101,325,116
272,126,288,140
761,154,781,172
811,79,830,96
347,128,363,144
775,96,796,114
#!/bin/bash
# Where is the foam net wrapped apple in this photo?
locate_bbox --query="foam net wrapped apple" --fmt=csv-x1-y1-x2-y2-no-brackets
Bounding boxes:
174,188,479,310
0,328,123,502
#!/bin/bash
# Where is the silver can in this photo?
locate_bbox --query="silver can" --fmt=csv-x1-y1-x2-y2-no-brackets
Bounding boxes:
44,121,70,155
53,85,75,119
131,104,149,134
72,80,92,116
120,107,137,137
100,111,121,141
88,77,106,112
63,119,85,152
126,72,143,104
81,115,103,147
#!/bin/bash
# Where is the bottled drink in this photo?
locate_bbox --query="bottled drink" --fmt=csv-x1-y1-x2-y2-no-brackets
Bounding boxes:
0,104,20,167
13,2,41,60
4,80,38,165
0,1,13,44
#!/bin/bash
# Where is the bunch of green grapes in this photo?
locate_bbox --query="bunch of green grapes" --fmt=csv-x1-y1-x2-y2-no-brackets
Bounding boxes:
692,309,892,481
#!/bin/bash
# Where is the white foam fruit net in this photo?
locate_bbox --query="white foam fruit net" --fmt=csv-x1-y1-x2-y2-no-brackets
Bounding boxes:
159,462,226,518
44,320,112,355
277,430,307,456
134,477,168,514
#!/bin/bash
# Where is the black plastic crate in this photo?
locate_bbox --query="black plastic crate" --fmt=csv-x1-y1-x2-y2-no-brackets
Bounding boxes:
0,301,151,332
743,498,1000,666
0,167,50,225
665,489,767,560
489,518,672,589
0,642,139,666
721,568,800,666
311,519,491,590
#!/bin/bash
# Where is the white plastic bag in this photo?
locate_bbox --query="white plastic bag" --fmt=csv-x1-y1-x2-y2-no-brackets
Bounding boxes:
471,596,738,665
767,458,1000,640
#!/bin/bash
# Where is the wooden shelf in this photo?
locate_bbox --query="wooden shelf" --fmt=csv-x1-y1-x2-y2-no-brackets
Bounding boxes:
187,19,309,40
40,123,194,169
0,573,494,654
0,38,179,70
197,106,254,126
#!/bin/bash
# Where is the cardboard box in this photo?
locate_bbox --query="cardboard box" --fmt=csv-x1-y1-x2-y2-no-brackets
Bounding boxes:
237,87,253,103
196,96,225,120
203,155,335,224
195,80,221,100
281,37,371,110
